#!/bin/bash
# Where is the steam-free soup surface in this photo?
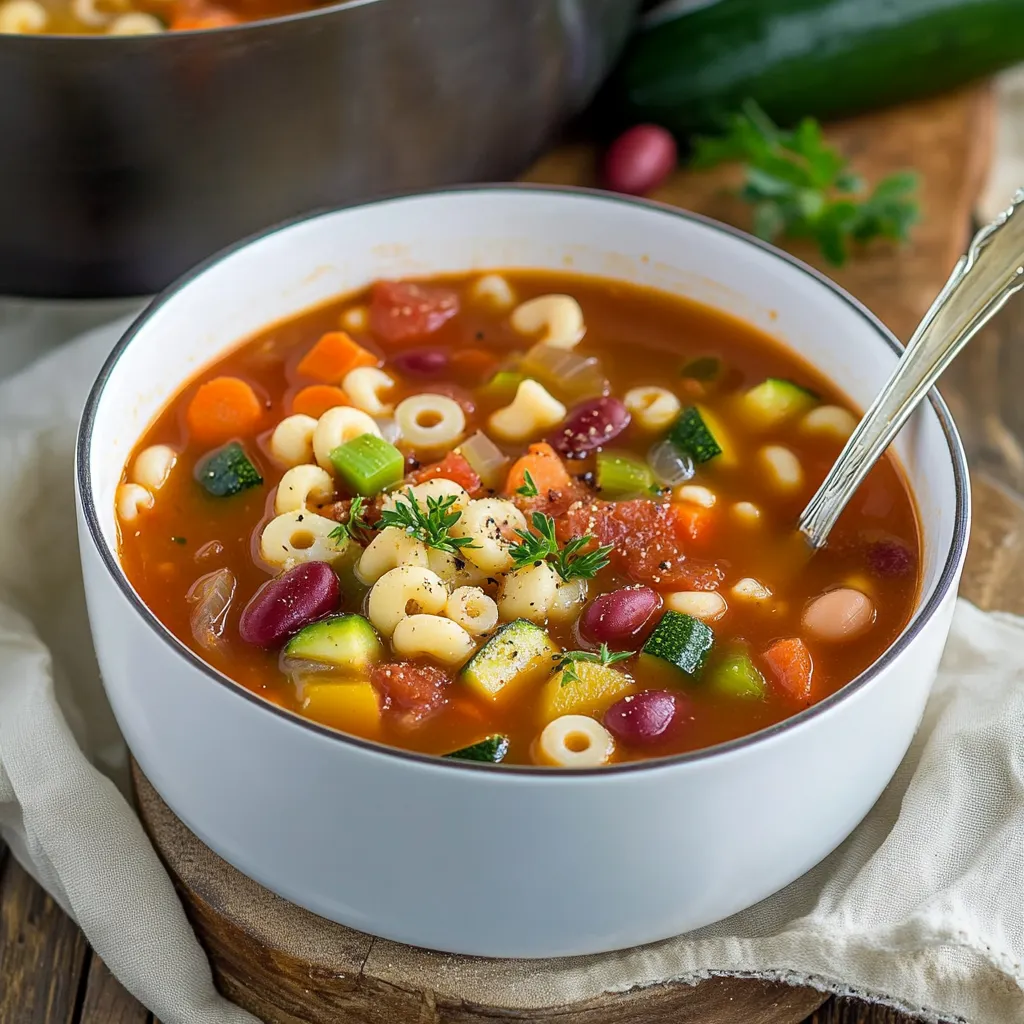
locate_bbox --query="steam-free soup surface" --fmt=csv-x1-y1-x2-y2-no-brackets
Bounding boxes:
117,270,920,767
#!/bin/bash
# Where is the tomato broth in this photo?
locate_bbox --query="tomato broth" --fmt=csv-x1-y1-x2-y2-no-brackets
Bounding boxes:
117,270,921,767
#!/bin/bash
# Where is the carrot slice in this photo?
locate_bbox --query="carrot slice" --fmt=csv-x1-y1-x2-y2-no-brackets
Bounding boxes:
292,385,350,419
413,452,482,495
186,376,262,446
296,331,379,383
505,442,571,497
169,6,241,28
671,501,714,545
763,638,814,702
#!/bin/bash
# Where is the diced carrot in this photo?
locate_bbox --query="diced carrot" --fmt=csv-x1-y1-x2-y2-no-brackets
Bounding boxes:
451,347,500,383
505,442,571,497
169,6,240,28
186,376,262,446
296,331,379,383
671,501,714,544
763,638,814,702
412,452,481,494
292,385,350,419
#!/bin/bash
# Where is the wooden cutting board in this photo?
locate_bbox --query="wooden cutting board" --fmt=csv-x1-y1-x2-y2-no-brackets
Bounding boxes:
134,84,996,1024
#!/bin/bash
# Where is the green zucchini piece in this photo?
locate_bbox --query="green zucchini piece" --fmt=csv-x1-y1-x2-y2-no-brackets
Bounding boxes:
667,406,722,464
640,611,714,679
681,356,722,382
443,734,511,763
284,614,384,671
479,370,526,401
743,378,818,428
595,450,654,498
330,434,404,496
710,648,767,699
461,619,560,701
195,442,262,497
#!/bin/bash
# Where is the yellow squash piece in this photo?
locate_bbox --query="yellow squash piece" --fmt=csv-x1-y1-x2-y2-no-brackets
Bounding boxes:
539,661,635,723
301,679,382,736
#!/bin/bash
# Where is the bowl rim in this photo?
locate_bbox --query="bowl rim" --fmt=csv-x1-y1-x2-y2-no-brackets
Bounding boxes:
76,182,970,777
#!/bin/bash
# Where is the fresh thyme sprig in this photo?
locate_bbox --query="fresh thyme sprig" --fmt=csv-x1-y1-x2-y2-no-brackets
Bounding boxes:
557,643,636,686
376,489,478,556
516,469,539,498
510,512,613,582
328,495,373,546
692,100,919,267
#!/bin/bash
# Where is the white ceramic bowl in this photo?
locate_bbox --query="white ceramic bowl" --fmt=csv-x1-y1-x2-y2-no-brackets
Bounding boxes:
76,187,969,958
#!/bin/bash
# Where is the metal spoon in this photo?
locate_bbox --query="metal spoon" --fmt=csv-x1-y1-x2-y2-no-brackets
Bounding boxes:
799,188,1024,549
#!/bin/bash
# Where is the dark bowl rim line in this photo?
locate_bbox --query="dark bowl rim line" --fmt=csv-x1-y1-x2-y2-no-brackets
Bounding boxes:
76,182,970,778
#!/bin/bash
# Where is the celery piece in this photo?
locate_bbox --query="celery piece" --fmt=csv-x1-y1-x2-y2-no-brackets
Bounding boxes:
595,450,655,498
330,434,404,496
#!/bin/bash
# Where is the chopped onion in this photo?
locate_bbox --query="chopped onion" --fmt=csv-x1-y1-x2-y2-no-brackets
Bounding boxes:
520,343,609,400
648,439,694,487
375,416,401,444
187,568,236,652
457,429,509,488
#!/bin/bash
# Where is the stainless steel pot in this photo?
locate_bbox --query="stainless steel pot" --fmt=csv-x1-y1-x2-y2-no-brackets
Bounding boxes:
0,0,637,298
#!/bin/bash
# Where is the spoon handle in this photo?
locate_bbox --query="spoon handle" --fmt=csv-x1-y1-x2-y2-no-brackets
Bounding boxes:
799,188,1024,549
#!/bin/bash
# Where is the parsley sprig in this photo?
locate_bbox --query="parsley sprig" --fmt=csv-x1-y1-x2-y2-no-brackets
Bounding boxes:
376,489,478,556
328,495,372,546
692,100,919,267
516,469,539,498
510,512,612,582
556,643,635,687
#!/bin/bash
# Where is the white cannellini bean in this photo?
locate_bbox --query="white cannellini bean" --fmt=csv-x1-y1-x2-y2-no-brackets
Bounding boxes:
801,404,858,442
270,414,317,468
450,498,527,574
391,614,476,666
674,483,716,508
497,561,560,624
70,0,106,24
340,306,369,332
367,566,448,637
0,0,47,31
731,578,773,602
488,379,566,443
547,577,589,624
445,587,499,636
665,591,727,622
312,406,381,470
760,445,804,493
537,715,614,768
274,464,334,515
107,11,163,32
510,294,585,349
131,445,177,491
259,510,348,570
469,273,516,311
802,588,875,642
342,366,396,416
732,501,762,524
624,386,681,433
394,394,465,452
356,527,430,585
116,483,154,523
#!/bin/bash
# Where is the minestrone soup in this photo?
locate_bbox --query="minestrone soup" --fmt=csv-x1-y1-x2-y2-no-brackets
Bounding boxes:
117,271,921,767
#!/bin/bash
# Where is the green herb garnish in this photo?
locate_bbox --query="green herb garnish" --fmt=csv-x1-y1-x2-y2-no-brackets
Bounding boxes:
328,495,372,546
375,489,478,556
557,643,635,686
692,100,919,267
510,512,613,582
516,469,539,498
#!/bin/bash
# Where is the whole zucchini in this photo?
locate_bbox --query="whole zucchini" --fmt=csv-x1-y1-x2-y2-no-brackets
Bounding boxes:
602,0,1024,138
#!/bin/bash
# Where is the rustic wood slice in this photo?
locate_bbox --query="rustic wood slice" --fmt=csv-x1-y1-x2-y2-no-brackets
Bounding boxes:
128,84,996,1024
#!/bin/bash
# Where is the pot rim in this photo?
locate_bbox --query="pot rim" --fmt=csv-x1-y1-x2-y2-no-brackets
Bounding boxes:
76,182,970,777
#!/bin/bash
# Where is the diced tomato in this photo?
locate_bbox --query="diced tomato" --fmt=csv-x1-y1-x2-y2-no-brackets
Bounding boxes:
763,638,815,702
370,662,451,723
411,452,482,495
557,499,724,591
671,501,714,545
451,347,500,384
369,280,460,345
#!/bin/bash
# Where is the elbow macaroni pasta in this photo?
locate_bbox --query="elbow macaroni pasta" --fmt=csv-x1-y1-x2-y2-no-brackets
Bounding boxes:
488,380,566,443
427,548,491,590
343,367,396,416
510,294,585,349
108,11,163,32
355,526,430,585
624,386,681,432
446,587,499,635
449,498,526,574
394,394,465,452
391,614,476,666
497,562,559,623
131,444,177,492
259,510,348,570
382,477,471,516
469,273,516,311
367,565,448,637
270,414,318,468
274,464,335,515
116,483,154,523
547,577,589,624
537,715,614,767
313,407,381,470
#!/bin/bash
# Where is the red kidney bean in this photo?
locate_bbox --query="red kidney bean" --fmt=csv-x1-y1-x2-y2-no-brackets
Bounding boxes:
390,347,450,377
239,561,339,647
602,125,678,197
604,690,683,745
548,396,630,457
866,539,913,577
580,585,659,646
